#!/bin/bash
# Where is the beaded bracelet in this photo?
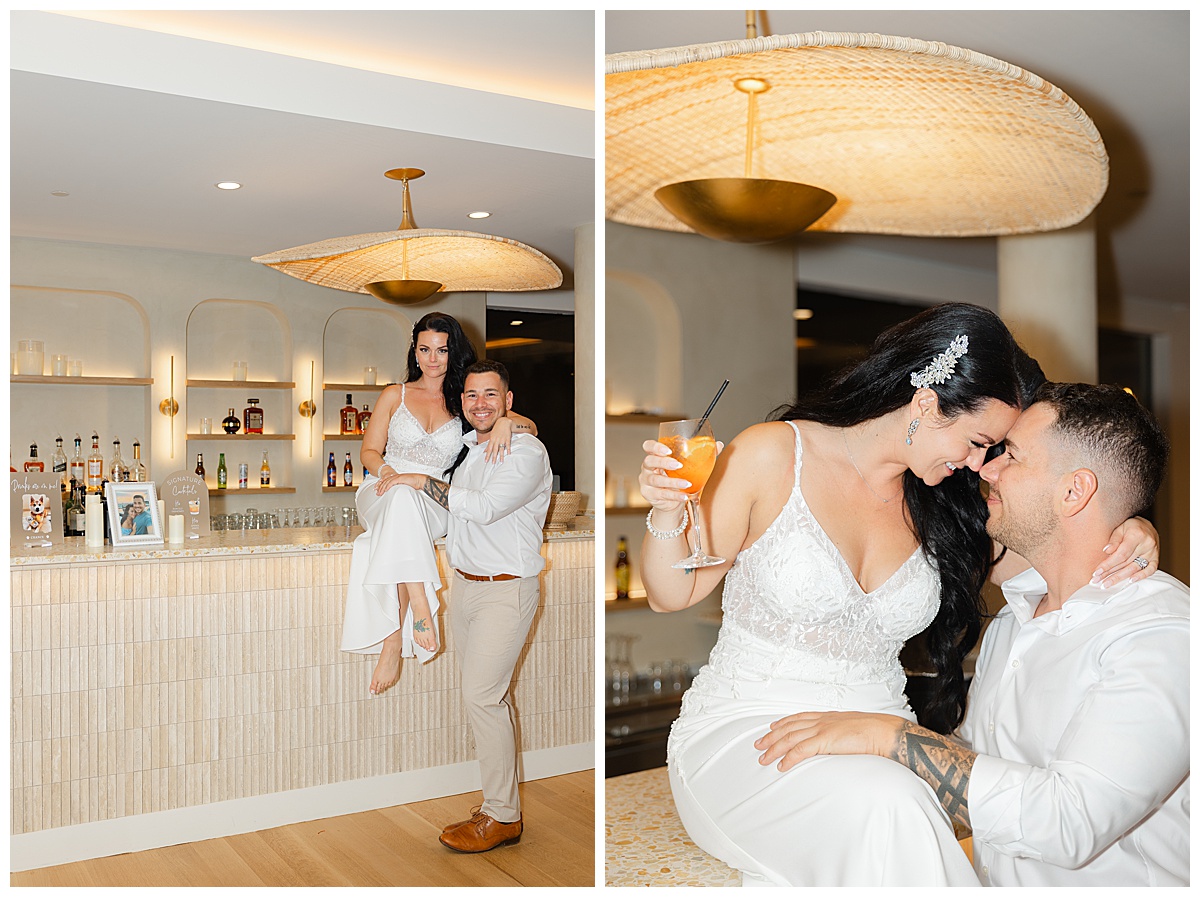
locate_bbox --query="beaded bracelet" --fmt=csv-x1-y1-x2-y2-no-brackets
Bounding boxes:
646,506,688,540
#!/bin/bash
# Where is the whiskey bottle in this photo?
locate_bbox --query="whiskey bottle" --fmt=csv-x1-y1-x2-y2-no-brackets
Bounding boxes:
222,408,241,435
340,394,358,435
243,398,264,434
24,442,44,473
357,403,373,433
614,536,631,600
68,433,86,488
343,452,353,486
260,450,270,486
216,453,228,489
52,435,68,490
195,453,206,480
86,432,104,493
327,452,337,487
129,439,148,482
109,439,128,483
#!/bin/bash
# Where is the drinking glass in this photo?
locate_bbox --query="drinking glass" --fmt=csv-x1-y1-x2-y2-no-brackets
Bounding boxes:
658,418,724,569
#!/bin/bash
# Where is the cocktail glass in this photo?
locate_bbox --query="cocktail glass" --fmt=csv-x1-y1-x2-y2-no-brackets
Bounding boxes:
658,418,724,569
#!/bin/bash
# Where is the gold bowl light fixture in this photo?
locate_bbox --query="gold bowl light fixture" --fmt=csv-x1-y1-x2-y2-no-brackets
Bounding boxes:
253,168,562,304
607,17,1109,243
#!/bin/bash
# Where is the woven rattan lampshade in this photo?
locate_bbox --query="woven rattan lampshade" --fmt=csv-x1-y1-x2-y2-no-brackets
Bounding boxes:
252,169,562,303
607,32,1109,241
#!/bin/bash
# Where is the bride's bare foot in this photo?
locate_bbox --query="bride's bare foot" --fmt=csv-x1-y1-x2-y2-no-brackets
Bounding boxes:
370,632,403,695
409,590,438,653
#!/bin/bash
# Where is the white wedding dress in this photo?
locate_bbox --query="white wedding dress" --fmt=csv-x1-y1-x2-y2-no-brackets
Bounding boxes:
341,384,464,663
667,421,980,886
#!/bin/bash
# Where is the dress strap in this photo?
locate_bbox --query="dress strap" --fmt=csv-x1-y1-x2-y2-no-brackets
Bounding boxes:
400,381,406,405
784,420,803,487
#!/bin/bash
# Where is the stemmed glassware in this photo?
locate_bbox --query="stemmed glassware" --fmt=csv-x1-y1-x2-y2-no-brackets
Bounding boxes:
658,418,724,569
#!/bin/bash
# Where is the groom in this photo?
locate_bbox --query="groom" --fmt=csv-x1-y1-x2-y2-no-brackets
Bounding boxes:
393,360,553,852
755,382,1188,886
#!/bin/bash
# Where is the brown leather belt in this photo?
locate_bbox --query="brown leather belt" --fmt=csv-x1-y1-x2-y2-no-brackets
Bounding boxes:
455,569,520,582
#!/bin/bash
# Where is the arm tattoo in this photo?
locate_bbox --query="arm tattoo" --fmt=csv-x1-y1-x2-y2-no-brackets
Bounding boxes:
890,721,977,837
418,476,451,510
513,422,532,432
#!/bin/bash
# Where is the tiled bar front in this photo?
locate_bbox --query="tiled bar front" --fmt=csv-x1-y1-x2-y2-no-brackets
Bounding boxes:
10,529,594,855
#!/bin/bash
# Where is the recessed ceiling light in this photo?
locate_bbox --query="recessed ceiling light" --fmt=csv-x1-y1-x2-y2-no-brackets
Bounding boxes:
50,190,69,197
467,211,491,219
793,308,814,320
215,182,242,190
510,319,524,326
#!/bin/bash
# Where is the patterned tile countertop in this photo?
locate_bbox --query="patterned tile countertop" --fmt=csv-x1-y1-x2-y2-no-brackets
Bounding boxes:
10,516,594,567
606,766,740,887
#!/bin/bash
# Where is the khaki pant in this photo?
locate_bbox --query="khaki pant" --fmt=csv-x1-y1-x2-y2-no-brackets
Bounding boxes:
449,574,540,823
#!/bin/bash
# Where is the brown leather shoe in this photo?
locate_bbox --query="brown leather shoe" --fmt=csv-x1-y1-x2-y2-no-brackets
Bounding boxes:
439,811,522,853
442,806,482,833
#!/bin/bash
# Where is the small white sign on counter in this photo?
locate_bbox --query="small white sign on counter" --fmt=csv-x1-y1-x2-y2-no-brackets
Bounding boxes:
160,470,210,537
11,472,65,549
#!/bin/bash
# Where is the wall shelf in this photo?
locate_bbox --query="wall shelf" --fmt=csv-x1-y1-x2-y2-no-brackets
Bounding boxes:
186,433,296,441
606,413,684,424
322,485,358,493
186,379,296,390
323,433,363,441
11,375,153,386
208,487,296,496
605,593,650,610
323,383,388,392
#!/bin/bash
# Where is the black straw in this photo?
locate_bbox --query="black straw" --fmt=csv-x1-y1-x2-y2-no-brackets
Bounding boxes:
694,379,730,436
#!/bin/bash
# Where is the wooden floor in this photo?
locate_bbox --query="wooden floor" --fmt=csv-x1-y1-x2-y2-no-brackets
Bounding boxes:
12,770,596,887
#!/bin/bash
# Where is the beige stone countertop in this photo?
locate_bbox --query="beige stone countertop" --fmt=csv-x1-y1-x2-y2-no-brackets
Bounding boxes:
10,516,594,567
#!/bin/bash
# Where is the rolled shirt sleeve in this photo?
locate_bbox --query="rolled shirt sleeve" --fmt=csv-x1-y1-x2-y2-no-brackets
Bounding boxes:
967,621,1189,869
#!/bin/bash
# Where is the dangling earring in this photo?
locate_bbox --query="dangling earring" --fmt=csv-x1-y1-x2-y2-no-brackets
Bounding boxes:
906,419,920,445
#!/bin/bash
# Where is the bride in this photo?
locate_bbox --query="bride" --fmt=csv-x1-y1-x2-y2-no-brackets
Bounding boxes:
341,311,535,695
636,303,1159,886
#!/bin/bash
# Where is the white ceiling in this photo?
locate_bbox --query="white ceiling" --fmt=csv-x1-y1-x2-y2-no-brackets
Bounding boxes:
606,10,1190,308
10,11,595,299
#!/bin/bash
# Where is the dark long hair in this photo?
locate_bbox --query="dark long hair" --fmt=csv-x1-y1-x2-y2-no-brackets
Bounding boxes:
405,312,478,420
773,303,1045,733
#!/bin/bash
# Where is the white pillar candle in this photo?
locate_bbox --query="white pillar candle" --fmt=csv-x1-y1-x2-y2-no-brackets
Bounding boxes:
85,494,104,548
168,514,185,544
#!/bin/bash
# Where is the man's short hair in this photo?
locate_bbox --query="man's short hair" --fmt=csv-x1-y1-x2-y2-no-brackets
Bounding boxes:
1033,382,1168,519
464,359,510,392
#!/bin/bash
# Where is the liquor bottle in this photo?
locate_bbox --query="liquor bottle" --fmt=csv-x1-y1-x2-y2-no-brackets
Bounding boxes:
86,432,104,493
129,439,148,482
615,536,631,600
216,453,228,489
238,461,248,489
109,439,127,483
243,398,264,434
69,434,86,488
52,435,68,490
343,452,353,486
327,452,337,487
24,442,44,473
222,408,241,434
260,450,271,486
340,394,358,435
195,453,206,480
357,403,372,433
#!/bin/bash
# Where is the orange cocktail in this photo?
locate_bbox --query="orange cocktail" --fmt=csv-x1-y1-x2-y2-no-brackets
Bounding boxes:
662,434,718,495
658,418,725,569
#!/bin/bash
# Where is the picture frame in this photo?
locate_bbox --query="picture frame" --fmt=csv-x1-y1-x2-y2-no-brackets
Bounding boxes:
105,482,164,547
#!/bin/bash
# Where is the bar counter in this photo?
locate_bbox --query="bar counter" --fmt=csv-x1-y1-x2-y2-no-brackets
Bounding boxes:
10,521,595,870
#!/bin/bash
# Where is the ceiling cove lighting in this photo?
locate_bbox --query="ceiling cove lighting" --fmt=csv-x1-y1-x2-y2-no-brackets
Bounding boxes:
606,13,1108,244
252,168,562,305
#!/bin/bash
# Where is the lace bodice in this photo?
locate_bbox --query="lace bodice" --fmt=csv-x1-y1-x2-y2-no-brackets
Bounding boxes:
381,383,464,477
691,421,940,702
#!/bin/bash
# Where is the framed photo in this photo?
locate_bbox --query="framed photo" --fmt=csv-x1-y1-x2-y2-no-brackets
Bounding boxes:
105,482,164,547
11,472,64,549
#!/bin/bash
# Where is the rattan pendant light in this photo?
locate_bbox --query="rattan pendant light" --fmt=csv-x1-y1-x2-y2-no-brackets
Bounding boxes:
253,168,563,304
607,14,1109,244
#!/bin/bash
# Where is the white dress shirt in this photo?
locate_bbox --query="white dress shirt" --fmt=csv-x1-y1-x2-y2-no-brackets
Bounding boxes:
445,430,552,579
959,567,1189,886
